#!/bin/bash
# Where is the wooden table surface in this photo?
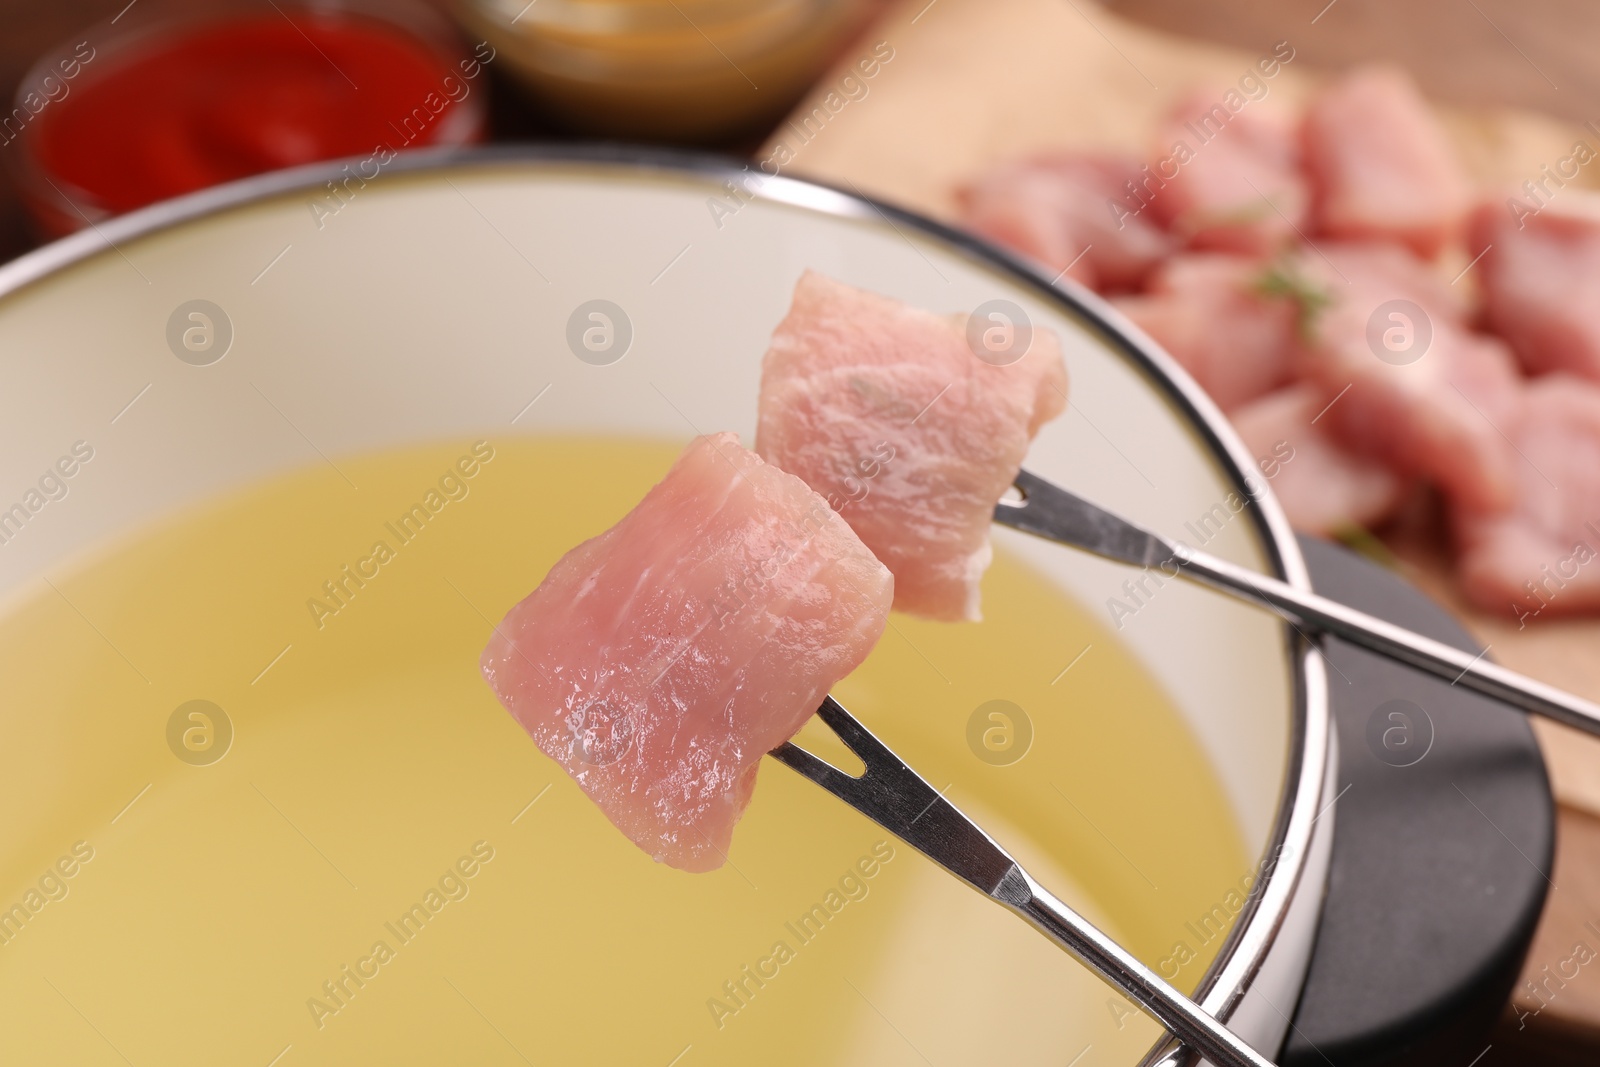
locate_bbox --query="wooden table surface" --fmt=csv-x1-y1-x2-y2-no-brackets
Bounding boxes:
2,0,1598,1059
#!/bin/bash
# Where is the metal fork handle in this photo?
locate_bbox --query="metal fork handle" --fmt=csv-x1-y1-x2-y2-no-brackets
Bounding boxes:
997,468,1600,740
1171,544,1600,737
1008,874,1276,1067
771,698,1277,1067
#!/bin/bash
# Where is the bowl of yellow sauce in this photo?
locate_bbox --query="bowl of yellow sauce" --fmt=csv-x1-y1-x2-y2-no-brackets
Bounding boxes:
456,0,879,140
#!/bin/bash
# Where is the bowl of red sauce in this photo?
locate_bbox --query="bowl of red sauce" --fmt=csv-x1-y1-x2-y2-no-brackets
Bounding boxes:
7,0,489,237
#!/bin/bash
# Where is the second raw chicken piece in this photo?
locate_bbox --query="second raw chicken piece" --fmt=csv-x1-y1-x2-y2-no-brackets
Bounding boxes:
756,271,1067,621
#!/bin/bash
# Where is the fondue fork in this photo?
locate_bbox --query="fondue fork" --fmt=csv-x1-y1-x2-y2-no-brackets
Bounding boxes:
769,697,1278,1067
995,469,1600,740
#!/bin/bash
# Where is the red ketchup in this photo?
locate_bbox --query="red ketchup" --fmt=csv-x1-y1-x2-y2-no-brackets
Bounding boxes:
21,13,485,235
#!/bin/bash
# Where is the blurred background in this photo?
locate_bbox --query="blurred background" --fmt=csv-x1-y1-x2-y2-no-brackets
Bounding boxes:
0,0,897,256
5,0,1600,1062
1,0,1595,258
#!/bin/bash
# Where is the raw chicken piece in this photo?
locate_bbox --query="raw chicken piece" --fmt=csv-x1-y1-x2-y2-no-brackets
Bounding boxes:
1302,66,1472,258
958,154,1174,292
1291,242,1520,512
757,271,1067,621
1454,377,1600,617
480,433,892,873
1231,383,1408,535
1148,89,1309,255
1467,192,1600,381
1112,253,1298,411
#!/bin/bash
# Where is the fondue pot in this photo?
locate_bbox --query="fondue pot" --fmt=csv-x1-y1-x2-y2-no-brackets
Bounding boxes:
0,147,1549,1065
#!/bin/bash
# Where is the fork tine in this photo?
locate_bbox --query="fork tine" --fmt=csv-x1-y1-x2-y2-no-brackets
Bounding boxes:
768,699,899,813
994,468,1176,570
769,696,1020,895
767,740,858,794
770,697,921,801
813,695,899,768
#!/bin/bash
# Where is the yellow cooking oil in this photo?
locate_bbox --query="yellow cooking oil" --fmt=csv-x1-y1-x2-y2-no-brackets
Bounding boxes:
0,437,1249,1066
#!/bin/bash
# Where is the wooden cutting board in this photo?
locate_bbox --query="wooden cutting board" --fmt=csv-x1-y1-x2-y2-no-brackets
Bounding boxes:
761,0,1600,818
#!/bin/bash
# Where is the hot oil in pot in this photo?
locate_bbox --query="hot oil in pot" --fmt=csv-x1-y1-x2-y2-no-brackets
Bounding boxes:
0,438,1247,1064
